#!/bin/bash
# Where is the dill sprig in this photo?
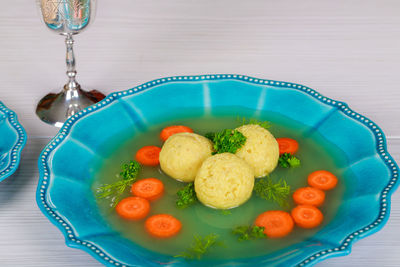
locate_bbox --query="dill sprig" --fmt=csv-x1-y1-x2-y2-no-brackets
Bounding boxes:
95,160,141,207
176,182,198,209
253,177,291,208
205,129,247,154
238,117,271,130
278,153,301,168
174,234,223,260
220,210,232,215
232,225,266,241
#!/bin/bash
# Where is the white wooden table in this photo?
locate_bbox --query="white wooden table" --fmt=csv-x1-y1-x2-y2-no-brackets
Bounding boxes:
0,0,399,266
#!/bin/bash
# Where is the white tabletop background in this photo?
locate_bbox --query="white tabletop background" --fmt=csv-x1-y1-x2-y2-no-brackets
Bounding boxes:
1,0,400,266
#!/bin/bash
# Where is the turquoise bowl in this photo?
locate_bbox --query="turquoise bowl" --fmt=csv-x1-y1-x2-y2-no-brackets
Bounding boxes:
36,75,399,266
0,101,26,182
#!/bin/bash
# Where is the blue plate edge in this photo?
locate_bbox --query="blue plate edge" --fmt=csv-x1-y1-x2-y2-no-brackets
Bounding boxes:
0,101,27,182
35,74,400,267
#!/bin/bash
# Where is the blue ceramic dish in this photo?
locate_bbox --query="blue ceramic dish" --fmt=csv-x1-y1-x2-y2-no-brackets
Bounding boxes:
0,101,26,182
36,75,399,266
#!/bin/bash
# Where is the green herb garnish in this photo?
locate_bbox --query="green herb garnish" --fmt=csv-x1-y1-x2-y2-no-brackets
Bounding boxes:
220,209,232,215
204,132,215,141
176,182,198,209
278,152,301,168
205,129,247,154
174,234,223,260
232,225,266,241
253,177,291,207
120,160,141,180
238,117,271,129
95,160,141,207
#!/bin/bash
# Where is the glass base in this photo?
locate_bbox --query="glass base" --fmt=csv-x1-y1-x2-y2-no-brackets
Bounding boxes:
36,86,106,127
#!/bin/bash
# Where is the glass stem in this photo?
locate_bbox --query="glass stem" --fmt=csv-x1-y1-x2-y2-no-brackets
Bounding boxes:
64,33,80,91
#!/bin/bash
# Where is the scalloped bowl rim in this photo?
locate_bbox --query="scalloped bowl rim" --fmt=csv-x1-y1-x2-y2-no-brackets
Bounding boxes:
36,74,399,267
0,101,27,182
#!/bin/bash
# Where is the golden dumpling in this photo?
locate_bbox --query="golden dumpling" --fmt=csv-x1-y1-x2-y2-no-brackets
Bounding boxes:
159,132,213,182
235,124,279,177
195,153,254,209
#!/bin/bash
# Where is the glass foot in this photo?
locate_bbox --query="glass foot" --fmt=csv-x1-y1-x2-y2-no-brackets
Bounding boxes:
36,87,106,127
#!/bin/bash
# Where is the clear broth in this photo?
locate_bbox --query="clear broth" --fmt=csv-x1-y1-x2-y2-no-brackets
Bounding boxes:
92,109,348,260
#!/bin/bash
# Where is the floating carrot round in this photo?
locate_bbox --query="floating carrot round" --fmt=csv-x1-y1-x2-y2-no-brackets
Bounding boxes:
293,187,325,207
254,210,294,238
291,205,323,229
131,178,164,201
135,146,161,166
145,214,182,238
160,125,194,141
276,138,299,155
308,170,338,191
116,196,150,220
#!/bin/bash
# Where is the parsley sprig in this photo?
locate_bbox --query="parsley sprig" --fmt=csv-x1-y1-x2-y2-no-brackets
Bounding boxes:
233,225,266,241
176,182,198,209
278,153,301,168
95,160,141,207
205,129,247,154
253,177,291,208
174,234,223,260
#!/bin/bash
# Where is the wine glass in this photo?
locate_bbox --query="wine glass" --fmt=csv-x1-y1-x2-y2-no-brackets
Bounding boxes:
36,0,105,127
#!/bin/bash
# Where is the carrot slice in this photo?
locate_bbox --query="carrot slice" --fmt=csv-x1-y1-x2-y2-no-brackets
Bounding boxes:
116,196,150,220
276,138,299,155
293,187,325,207
254,210,294,238
145,214,182,238
160,125,194,141
135,146,161,166
291,205,323,229
308,170,338,191
131,178,164,201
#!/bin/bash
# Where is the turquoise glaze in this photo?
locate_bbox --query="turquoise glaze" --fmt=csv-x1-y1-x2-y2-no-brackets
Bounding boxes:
0,101,26,182
36,75,399,266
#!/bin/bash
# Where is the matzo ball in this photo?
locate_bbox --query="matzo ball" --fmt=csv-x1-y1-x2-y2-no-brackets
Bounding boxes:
159,132,213,182
235,124,279,177
195,153,254,209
